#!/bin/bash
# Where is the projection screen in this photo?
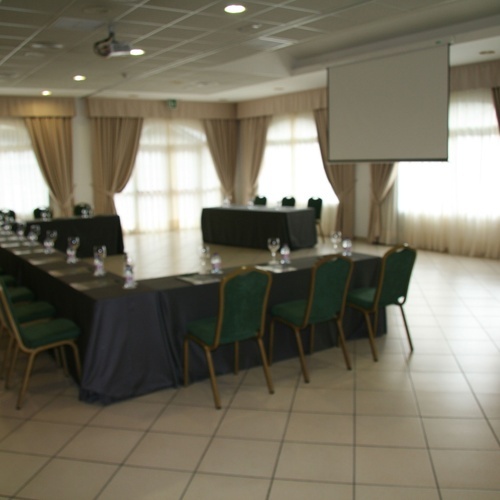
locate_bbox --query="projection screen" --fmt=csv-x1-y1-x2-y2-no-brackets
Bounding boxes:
328,44,449,163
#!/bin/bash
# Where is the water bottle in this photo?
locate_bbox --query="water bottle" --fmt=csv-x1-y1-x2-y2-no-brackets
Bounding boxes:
280,244,291,264
211,253,222,274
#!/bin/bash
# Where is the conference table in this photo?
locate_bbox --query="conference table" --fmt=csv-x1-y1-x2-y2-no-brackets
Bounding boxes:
0,235,384,405
201,205,317,250
24,214,124,258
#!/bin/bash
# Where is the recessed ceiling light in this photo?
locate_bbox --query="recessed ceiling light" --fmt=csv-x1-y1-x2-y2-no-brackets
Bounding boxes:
31,42,64,50
41,90,52,96
225,4,246,14
73,75,86,81
130,48,145,56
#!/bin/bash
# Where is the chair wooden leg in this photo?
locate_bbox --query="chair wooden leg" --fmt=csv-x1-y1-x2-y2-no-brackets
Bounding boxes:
17,352,36,410
256,338,274,394
336,320,352,370
6,343,19,389
183,339,190,386
268,320,275,365
363,312,378,362
234,341,239,375
2,336,15,382
70,343,82,381
293,328,310,383
399,305,414,352
204,347,221,409
59,346,69,376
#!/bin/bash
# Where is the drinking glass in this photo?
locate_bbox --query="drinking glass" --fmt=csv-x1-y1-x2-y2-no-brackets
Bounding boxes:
330,231,342,254
43,229,58,254
199,244,211,275
27,224,41,246
267,237,281,265
15,221,26,239
93,244,107,276
66,236,80,264
342,238,352,256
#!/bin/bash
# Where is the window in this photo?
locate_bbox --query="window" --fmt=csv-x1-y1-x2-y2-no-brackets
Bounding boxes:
397,88,500,257
0,119,49,220
258,113,338,230
115,119,220,233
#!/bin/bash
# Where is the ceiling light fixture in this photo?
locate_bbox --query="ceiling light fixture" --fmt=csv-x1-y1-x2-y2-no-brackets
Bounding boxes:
224,4,246,14
41,90,52,96
73,75,86,81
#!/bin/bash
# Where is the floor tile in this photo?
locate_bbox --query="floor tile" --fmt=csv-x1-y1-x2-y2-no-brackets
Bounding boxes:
440,489,500,499
293,387,354,414
183,473,271,500
97,466,192,500
217,408,288,440
126,432,210,470
230,384,295,411
151,404,224,435
269,479,352,499
0,451,48,497
356,446,436,487
32,395,102,425
275,442,353,482
17,458,117,500
284,412,353,445
355,485,440,500
415,392,484,418
198,437,280,478
356,390,418,416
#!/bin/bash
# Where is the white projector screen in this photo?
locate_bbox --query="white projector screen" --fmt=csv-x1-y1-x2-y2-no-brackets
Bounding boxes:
328,45,449,163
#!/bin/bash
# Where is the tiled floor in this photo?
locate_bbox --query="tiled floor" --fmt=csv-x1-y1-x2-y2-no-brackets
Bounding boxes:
1,230,499,499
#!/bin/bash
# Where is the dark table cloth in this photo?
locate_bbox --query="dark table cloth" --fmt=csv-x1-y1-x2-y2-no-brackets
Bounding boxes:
0,236,383,405
24,215,124,258
201,205,317,250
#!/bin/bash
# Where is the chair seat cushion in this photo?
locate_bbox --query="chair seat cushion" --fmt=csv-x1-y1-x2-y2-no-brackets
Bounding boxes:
347,287,376,309
8,286,35,304
271,300,307,326
187,317,218,345
20,318,80,349
1,274,16,286
14,301,56,324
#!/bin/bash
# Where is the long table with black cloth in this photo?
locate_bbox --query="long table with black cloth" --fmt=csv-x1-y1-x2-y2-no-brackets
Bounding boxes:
24,214,125,258
0,236,384,405
201,205,317,250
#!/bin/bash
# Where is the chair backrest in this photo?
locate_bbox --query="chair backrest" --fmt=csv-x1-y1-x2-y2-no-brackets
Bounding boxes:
253,195,267,206
307,197,322,220
33,206,52,220
304,255,353,325
215,267,272,346
376,245,417,307
281,196,296,207
74,203,92,217
1,209,15,221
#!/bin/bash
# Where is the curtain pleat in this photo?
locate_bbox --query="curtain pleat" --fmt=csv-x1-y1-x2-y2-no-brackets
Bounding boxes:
313,108,355,237
203,119,238,201
24,117,74,216
367,163,397,243
91,117,143,214
492,87,500,132
239,116,272,203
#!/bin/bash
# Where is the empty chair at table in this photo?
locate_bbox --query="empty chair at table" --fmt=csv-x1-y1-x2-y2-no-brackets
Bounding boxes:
281,196,296,207
346,244,417,361
253,195,267,206
307,197,325,242
184,267,274,409
33,206,52,220
269,255,353,382
0,209,16,221
73,202,93,217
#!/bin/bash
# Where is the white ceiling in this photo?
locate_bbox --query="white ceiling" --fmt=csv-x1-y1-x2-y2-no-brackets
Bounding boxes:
0,0,499,102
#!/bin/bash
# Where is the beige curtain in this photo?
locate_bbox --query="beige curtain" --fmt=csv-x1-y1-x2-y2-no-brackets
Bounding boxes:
367,163,397,243
313,108,355,237
239,116,272,203
24,117,74,217
91,117,143,214
203,119,238,201
492,87,500,131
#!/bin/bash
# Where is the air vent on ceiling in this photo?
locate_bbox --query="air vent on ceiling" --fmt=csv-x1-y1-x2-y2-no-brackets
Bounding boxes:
52,17,104,31
245,37,295,51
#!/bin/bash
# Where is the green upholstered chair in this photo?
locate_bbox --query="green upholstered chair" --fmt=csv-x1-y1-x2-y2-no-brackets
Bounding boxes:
307,197,325,242
269,255,353,382
346,244,417,361
281,196,296,207
73,202,92,217
253,195,267,206
0,284,81,409
33,206,52,220
184,267,273,409
0,276,35,304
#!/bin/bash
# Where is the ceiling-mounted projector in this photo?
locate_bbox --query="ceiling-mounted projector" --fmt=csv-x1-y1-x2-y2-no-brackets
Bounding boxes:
93,29,133,58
